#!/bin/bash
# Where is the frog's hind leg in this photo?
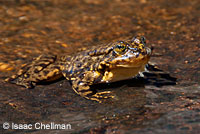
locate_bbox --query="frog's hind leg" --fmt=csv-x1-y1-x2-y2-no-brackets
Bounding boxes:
5,55,63,88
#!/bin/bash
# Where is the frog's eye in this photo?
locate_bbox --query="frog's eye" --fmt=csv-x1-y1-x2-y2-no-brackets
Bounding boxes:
114,42,127,54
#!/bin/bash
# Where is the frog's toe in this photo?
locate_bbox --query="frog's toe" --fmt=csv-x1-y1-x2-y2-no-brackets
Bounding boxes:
93,91,114,98
88,91,115,103
22,81,36,89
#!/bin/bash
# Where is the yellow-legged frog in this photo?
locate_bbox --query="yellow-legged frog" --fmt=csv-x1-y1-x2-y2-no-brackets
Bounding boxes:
6,36,152,103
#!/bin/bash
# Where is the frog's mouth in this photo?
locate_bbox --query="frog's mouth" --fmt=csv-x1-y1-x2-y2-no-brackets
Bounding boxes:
115,55,150,68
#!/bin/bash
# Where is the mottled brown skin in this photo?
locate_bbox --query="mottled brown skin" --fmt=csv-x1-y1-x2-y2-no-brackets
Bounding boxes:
6,36,152,103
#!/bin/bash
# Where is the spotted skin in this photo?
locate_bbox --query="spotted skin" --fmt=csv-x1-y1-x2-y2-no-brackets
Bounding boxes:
6,36,152,103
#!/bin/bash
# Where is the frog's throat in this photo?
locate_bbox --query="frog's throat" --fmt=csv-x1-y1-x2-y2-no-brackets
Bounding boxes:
102,64,146,82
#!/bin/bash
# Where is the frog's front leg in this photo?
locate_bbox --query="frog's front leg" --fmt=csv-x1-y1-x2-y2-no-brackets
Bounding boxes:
70,71,114,103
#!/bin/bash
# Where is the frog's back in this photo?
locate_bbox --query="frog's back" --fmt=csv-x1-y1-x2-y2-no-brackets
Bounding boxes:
62,43,113,78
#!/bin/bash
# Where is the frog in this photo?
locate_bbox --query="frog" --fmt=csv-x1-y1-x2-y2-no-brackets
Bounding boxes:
6,36,152,103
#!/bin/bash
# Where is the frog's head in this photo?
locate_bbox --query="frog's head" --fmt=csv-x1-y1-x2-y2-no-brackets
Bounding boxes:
107,36,151,68
99,36,152,82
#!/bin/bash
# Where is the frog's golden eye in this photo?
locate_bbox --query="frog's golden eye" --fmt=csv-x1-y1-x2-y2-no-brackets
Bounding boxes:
114,42,127,54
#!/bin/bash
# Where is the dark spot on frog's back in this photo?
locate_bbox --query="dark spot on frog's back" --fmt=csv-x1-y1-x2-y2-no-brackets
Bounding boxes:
38,63,49,68
34,68,41,73
43,70,50,76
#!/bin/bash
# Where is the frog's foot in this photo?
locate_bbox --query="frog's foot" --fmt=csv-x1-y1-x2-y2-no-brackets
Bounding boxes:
87,91,115,103
5,76,36,89
71,77,115,103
